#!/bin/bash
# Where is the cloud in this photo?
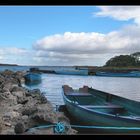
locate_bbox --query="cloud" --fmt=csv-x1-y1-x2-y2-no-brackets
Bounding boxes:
33,26,140,52
0,47,28,55
0,47,35,65
95,6,140,24
32,6,140,66
33,26,140,65
33,32,107,54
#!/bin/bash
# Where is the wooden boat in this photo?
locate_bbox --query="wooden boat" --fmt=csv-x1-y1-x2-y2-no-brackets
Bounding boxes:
55,69,88,76
95,71,140,77
62,85,140,134
24,72,41,84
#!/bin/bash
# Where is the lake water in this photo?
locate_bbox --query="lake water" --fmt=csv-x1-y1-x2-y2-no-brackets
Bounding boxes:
1,66,140,106
25,73,140,106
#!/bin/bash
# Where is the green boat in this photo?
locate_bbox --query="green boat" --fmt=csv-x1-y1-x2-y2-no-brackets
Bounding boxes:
62,85,140,134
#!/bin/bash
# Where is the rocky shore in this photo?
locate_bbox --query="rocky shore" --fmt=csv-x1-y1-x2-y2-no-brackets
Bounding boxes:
0,70,77,135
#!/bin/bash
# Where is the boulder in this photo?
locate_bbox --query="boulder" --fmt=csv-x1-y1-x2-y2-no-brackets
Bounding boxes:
3,111,21,121
11,86,26,93
2,69,14,76
12,104,23,112
0,92,17,106
17,96,28,104
15,122,25,134
2,82,18,92
22,105,37,116
29,89,41,97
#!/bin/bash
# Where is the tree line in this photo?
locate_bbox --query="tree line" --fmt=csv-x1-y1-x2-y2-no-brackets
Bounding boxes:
104,52,140,67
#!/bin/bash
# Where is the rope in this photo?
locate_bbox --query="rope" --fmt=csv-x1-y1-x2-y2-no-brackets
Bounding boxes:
27,122,140,134
54,122,65,134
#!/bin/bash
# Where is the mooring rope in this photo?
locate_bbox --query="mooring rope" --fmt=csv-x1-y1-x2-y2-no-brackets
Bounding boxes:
27,122,140,134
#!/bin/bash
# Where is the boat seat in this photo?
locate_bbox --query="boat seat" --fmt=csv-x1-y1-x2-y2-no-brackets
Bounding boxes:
63,85,74,94
79,86,89,93
79,105,124,109
66,92,93,96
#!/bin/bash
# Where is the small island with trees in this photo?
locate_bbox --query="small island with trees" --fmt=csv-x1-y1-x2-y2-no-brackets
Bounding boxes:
75,52,140,74
104,52,140,67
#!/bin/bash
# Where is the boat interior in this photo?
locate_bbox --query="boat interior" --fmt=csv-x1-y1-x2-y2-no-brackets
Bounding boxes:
63,85,140,119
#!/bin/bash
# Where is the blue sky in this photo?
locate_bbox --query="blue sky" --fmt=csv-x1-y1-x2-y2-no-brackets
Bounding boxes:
0,6,139,66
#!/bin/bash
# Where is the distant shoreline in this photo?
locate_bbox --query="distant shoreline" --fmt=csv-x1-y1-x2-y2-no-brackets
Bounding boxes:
0,64,18,66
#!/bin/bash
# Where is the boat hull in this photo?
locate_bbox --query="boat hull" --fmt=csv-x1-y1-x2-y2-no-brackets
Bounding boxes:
55,69,88,76
62,86,140,134
63,97,140,134
95,71,140,77
24,73,41,84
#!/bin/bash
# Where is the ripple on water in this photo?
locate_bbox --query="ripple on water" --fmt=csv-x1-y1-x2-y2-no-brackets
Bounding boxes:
24,74,140,106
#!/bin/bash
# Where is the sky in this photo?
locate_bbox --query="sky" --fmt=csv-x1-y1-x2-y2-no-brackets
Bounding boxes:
0,6,140,66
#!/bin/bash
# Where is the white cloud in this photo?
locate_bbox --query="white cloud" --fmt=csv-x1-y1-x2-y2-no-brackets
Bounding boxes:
0,47,28,55
33,25,140,65
33,32,107,54
33,27,140,54
32,6,140,66
0,47,35,65
95,6,140,24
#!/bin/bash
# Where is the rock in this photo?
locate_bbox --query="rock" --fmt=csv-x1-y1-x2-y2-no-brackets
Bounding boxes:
2,82,18,92
11,86,26,93
14,71,26,79
19,78,25,85
15,122,25,134
24,127,54,135
1,128,15,135
0,88,9,93
0,92,17,106
0,94,7,101
0,70,77,134
3,111,21,121
0,75,5,84
31,112,57,124
22,106,37,116
12,91,25,98
8,94,18,106
22,115,29,122
2,69,14,76
29,89,41,97
27,89,48,104
66,128,78,135
4,122,12,127
1,91,11,99
12,104,23,112
17,96,28,104
0,118,3,133
30,104,58,124
40,93,48,104
25,91,32,97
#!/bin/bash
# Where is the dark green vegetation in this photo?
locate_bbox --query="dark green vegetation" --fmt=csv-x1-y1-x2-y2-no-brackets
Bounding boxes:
105,52,140,67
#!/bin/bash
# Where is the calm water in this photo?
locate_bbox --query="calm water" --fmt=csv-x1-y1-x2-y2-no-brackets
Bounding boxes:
0,66,140,106
25,74,140,106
